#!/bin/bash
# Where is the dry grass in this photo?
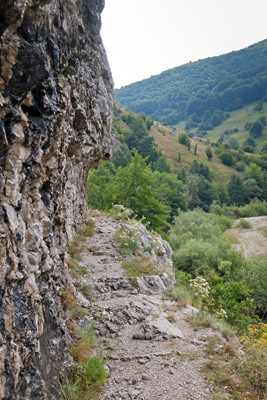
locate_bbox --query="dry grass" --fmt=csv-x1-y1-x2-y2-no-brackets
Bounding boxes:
165,284,201,309
67,259,88,277
67,235,86,261
66,292,77,310
149,123,239,185
65,292,87,319
77,283,94,301
188,311,234,339
69,327,96,362
78,219,95,238
122,256,158,277
166,312,176,322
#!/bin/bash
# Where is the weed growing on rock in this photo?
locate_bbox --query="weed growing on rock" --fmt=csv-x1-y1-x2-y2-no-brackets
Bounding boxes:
188,311,233,338
70,326,96,362
67,307,87,319
79,219,95,237
114,227,139,255
67,235,86,261
65,292,87,319
77,283,94,301
108,204,137,221
59,357,107,400
122,256,158,277
67,259,88,277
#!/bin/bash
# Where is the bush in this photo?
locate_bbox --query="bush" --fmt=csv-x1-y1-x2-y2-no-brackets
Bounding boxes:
243,257,267,315
238,345,267,396
236,218,252,229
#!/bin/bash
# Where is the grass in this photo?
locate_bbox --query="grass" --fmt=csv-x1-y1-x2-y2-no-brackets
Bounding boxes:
65,292,87,319
67,235,86,261
165,312,176,322
67,307,87,319
203,336,267,400
165,284,202,309
67,220,94,262
202,101,267,152
67,259,88,277
121,256,158,277
59,357,107,400
261,226,267,238
188,311,234,339
70,326,96,362
78,219,95,238
77,283,94,301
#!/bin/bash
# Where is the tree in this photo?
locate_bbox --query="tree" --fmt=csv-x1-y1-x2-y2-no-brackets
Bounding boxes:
218,150,235,166
249,121,263,138
112,145,131,168
152,171,187,218
183,174,216,211
205,147,213,161
228,138,239,150
228,174,245,205
211,113,222,127
114,150,169,233
194,143,198,155
87,161,116,210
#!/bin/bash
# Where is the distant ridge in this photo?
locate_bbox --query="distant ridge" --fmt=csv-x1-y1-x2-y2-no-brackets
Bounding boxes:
115,39,267,126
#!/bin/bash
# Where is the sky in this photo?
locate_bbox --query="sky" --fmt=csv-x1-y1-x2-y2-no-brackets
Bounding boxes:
101,0,267,89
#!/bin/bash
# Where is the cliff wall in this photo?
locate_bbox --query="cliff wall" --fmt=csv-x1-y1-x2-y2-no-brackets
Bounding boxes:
0,0,113,398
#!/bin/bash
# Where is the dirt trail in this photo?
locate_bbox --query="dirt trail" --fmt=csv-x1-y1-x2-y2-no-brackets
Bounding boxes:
71,214,229,400
227,216,267,259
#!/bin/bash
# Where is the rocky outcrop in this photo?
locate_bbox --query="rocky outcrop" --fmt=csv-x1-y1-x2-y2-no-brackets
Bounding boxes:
0,0,113,398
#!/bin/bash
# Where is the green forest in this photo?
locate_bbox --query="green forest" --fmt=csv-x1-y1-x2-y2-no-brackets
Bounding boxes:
115,39,267,129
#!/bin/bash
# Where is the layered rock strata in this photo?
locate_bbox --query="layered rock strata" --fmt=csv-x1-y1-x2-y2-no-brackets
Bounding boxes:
0,0,113,398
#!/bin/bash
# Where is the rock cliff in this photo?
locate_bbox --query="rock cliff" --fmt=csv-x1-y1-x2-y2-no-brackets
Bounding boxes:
0,0,113,398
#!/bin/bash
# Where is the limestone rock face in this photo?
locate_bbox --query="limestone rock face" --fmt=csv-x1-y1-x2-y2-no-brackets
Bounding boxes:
0,0,113,398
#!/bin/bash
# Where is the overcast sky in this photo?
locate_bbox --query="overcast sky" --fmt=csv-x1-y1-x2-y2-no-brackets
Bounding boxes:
101,0,267,89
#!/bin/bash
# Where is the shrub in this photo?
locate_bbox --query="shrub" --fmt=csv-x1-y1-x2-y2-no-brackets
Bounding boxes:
236,218,252,229
114,227,139,255
165,284,200,308
243,256,267,314
238,345,267,396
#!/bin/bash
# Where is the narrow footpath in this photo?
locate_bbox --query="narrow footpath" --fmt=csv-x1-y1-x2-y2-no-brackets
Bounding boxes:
70,213,230,400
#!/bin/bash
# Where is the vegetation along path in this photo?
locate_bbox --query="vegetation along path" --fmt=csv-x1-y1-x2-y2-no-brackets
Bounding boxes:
67,212,239,400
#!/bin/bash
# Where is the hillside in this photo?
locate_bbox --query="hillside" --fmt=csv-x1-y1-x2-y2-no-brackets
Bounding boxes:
173,101,267,153
115,39,267,127
149,122,239,185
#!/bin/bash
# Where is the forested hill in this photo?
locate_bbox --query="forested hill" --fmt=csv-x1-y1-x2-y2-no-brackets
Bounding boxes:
115,39,267,126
